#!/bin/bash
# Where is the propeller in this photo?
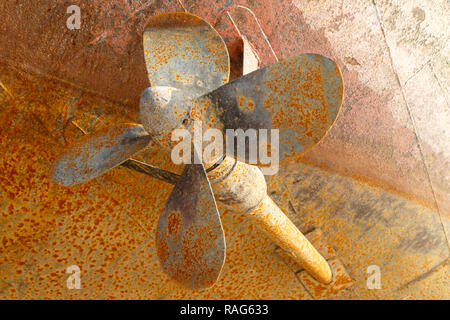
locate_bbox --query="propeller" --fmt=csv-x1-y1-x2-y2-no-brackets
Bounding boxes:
51,12,343,289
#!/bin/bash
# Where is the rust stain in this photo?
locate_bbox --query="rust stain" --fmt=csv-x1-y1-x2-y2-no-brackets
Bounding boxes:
0,1,448,300
143,12,230,98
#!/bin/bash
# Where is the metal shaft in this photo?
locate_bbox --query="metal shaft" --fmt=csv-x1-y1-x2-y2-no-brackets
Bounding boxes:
248,196,332,284
121,159,180,185
207,156,332,284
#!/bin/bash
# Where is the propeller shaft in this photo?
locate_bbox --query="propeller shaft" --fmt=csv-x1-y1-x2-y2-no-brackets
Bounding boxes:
208,156,332,284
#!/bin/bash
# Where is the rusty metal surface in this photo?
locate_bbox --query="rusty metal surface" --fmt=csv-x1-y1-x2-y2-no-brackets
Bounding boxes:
143,12,230,98
190,54,343,163
175,0,450,226
268,161,449,299
52,123,151,186
207,156,331,284
1,0,445,215
0,0,448,300
48,10,334,288
156,163,225,289
0,61,448,299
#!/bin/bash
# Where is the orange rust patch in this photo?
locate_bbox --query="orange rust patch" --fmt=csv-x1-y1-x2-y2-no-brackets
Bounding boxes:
167,210,182,236
237,95,255,113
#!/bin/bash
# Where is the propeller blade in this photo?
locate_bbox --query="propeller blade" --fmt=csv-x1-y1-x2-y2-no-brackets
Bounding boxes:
52,124,151,186
191,53,344,164
156,162,225,289
143,12,230,98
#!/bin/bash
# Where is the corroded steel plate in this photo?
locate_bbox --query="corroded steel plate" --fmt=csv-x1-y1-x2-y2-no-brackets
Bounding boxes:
52,123,151,186
156,163,225,289
190,53,344,164
143,12,230,98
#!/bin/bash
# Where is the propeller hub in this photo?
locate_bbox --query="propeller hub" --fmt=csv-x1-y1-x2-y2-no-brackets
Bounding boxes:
140,86,191,148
